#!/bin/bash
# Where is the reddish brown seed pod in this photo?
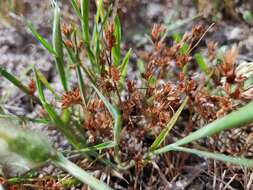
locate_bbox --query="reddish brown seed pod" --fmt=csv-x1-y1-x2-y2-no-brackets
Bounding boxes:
109,66,120,81
61,88,82,109
176,55,190,68
104,23,116,50
192,25,204,39
64,39,73,49
62,23,73,37
28,78,36,95
151,24,165,42
207,41,217,61
127,80,136,93
219,46,238,83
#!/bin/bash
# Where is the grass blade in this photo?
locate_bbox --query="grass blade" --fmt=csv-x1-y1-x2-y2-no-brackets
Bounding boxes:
91,84,122,163
167,146,253,168
0,114,51,125
70,0,81,18
150,96,188,151
0,123,55,165
52,3,68,91
0,67,30,95
0,67,41,104
70,141,115,153
24,19,56,55
91,141,115,150
153,101,253,155
64,42,96,84
80,0,97,71
76,64,87,104
54,153,113,190
80,0,90,46
92,23,100,62
34,67,81,150
95,0,105,23
195,53,209,74
112,15,121,66
119,48,132,89
36,70,60,99
34,68,46,103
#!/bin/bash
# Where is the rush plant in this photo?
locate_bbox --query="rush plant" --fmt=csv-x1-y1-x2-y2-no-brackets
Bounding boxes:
1,0,253,189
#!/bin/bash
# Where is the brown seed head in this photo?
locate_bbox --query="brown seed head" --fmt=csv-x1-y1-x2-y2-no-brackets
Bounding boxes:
105,23,116,50
207,41,217,61
28,79,36,95
77,41,83,50
64,39,73,49
151,24,165,42
220,45,238,83
62,24,73,37
61,88,82,109
192,25,204,39
109,66,120,81
176,55,190,68
127,80,136,93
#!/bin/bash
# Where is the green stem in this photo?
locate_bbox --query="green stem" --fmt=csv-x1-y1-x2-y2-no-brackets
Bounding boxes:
169,146,253,168
0,67,41,105
53,153,113,190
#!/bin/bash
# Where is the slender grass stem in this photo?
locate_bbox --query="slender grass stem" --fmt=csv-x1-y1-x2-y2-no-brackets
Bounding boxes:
53,153,113,190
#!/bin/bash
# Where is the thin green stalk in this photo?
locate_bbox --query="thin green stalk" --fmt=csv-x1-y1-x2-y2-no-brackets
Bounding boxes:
70,0,81,18
0,67,41,105
0,114,51,125
150,96,188,151
24,19,56,55
80,0,96,68
112,15,121,66
119,48,132,90
168,146,253,168
66,141,115,154
53,153,113,190
36,70,60,99
80,0,90,47
91,84,122,163
34,68,82,150
76,64,87,104
64,43,96,84
52,2,68,91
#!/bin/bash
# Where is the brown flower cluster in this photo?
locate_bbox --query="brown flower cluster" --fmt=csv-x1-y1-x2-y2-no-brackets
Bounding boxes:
83,98,112,142
151,24,165,43
61,88,82,109
104,23,116,50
